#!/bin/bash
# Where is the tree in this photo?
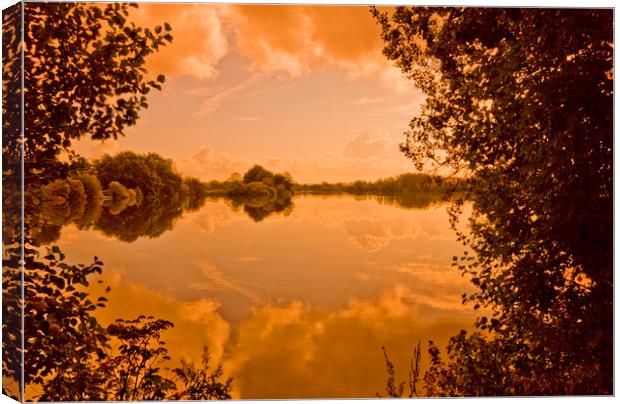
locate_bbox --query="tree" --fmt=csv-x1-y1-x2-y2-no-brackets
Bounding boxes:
22,2,172,166
243,165,273,184
105,181,133,215
2,241,233,401
373,7,612,395
73,173,104,228
170,348,233,400
94,152,186,242
183,177,210,212
31,175,105,244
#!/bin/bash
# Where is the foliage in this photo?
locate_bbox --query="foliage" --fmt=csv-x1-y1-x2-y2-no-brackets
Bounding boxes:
378,342,422,398
183,177,210,212
26,154,229,244
242,165,273,184
297,173,464,197
105,180,137,215
208,165,294,197
31,175,105,244
22,2,172,165
3,2,234,400
103,317,176,401
373,7,613,395
2,241,233,401
2,3,22,168
169,347,233,400
38,178,88,226
7,243,109,400
297,173,466,209
72,173,104,228
241,195,294,223
94,152,187,242
205,165,295,222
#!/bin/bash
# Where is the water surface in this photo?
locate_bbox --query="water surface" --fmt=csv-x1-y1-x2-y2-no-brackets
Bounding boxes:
55,195,476,399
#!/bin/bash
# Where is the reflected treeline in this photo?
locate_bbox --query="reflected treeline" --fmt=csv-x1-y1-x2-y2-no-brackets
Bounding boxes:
29,160,299,245
202,165,295,222
296,173,467,209
30,159,459,245
28,152,209,244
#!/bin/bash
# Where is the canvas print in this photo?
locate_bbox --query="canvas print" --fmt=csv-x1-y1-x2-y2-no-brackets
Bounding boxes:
2,1,613,401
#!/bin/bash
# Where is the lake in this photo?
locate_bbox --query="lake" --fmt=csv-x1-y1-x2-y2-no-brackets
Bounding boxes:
53,194,477,399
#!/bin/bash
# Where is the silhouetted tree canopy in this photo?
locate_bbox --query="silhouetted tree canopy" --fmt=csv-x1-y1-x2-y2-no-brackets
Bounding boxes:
22,2,172,166
374,7,612,395
2,241,232,401
295,173,464,205
242,165,273,184
93,152,186,242
204,165,295,222
2,4,234,401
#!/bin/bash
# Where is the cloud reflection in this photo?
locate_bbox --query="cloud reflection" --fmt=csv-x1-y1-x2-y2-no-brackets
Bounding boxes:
223,284,476,399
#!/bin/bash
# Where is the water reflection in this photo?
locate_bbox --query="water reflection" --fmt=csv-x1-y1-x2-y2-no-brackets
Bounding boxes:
52,195,477,398
224,287,473,399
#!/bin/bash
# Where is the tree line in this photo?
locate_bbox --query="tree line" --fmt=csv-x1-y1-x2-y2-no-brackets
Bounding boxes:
31,158,459,240
29,151,210,244
295,173,467,209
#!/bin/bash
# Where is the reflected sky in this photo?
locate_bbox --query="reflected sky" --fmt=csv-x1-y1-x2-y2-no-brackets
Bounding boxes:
55,195,477,398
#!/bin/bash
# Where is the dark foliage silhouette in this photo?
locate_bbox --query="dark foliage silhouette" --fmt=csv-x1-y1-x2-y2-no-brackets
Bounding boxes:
373,6,612,395
2,3,233,401
22,2,172,166
2,240,233,401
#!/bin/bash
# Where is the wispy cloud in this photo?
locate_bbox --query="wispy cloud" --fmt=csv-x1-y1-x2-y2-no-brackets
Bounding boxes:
192,262,266,304
193,74,262,117
353,96,384,105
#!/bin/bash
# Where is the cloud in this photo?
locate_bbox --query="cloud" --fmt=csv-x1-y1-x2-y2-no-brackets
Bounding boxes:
87,139,119,159
235,256,262,262
187,200,241,233
343,217,421,252
228,5,412,92
222,283,478,399
194,74,261,117
285,197,464,252
343,126,399,159
135,4,229,80
353,96,381,105
176,126,414,183
135,4,413,92
87,269,231,367
177,145,248,180
191,262,267,304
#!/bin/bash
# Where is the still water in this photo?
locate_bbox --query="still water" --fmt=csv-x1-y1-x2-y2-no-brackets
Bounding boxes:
55,195,477,399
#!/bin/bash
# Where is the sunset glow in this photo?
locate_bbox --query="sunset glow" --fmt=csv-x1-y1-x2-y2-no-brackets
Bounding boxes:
74,4,423,183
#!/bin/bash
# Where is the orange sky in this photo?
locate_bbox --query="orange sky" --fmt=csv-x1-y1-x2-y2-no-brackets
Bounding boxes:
75,4,425,183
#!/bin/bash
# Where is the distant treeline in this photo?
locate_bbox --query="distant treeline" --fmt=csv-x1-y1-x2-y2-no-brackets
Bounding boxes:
29,158,297,244
295,173,468,197
29,151,210,244
203,165,294,200
202,165,295,222
30,154,466,244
